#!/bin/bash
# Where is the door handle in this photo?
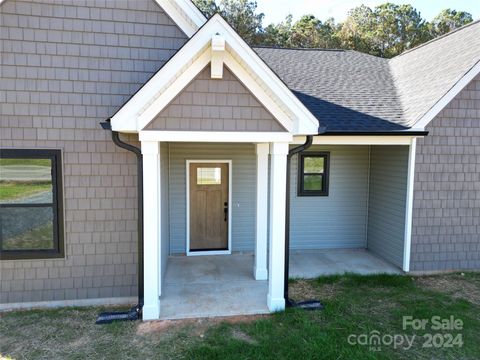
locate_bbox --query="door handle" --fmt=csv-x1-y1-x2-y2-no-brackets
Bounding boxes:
224,202,228,221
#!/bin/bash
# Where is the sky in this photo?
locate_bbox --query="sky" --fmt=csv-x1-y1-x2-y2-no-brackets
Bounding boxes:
254,0,480,25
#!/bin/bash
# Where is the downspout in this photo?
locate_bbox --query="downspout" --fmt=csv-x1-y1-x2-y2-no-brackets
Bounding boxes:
284,128,326,310
96,119,143,323
284,135,313,306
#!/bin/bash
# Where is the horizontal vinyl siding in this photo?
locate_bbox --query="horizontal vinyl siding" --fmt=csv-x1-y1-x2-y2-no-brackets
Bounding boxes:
290,145,369,249
168,143,256,254
367,146,408,267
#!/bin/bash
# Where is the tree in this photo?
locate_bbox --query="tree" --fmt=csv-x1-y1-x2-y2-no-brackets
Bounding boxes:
288,15,340,48
261,15,293,47
338,5,376,54
372,3,430,57
193,0,264,44
193,0,218,18
432,9,473,36
193,0,473,56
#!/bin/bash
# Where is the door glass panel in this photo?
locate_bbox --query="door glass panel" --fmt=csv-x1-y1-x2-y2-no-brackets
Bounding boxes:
0,158,53,204
197,167,221,185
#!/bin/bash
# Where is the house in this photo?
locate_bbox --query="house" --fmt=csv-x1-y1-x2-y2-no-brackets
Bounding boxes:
0,0,479,321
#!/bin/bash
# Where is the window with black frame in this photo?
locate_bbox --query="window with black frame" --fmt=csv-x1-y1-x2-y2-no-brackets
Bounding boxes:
298,152,330,196
0,149,64,259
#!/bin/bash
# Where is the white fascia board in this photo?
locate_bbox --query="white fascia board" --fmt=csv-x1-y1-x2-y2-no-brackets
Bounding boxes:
292,135,420,145
211,15,319,135
137,49,211,128
414,60,480,129
112,14,319,135
154,0,206,37
139,131,293,143
110,33,212,132
223,53,293,132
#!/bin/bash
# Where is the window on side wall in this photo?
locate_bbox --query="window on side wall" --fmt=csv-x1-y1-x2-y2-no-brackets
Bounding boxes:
0,149,64,260
298,152,330,196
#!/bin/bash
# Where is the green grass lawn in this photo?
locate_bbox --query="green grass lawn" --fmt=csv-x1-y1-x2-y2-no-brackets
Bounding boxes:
0,181,51,202
1,222,54,250
1,273,479,359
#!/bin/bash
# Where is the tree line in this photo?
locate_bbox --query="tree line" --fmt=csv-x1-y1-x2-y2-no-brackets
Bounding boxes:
193,0,473,58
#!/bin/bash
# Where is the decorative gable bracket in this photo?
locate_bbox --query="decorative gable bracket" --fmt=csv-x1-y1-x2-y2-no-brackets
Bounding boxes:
211,34,226,79
110,14,320,135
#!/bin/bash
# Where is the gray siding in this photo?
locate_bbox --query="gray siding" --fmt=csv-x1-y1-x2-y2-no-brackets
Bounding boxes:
367,146,408,268
145,65,285,132
168,143,256,254
411,75,480,272
289,146,369,249
0,0,187,303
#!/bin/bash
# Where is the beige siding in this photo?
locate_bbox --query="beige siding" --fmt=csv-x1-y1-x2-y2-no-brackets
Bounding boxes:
0,0,187,303
145,65,286,132
411,74,480,272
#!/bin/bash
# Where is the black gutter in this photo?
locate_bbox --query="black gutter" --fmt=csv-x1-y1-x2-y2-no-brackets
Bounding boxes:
319,130,429,136
284,135,313,307
96,120,143,323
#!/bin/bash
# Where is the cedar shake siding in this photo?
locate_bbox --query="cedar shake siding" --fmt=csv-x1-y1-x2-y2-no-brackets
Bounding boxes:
145,65,286,132
410,74,480,272
0,0,187,303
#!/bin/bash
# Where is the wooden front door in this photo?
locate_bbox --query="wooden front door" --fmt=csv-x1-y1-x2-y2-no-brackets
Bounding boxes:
189,162,229,252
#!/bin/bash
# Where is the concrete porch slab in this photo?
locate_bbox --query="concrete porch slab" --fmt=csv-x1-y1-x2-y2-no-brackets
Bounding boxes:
289,249,402,278
160,254,269,320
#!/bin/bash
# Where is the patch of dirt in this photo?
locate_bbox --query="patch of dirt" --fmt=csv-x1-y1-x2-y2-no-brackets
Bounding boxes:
289,279,338,302
136,314,267,336
231,328,257,344
415,273,480,305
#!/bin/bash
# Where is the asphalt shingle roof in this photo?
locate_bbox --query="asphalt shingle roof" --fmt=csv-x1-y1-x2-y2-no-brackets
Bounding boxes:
254,20,480,132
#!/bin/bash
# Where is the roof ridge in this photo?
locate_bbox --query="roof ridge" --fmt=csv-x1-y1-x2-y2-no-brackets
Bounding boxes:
392,19,480,59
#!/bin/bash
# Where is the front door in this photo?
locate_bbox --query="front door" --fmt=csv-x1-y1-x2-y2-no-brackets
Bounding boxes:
188,162,229,253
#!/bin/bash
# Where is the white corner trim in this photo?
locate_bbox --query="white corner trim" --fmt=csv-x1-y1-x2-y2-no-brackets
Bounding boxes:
0,297,137,312
185,160,232,256
403,137,417,272
154,0,206,37
415,60,480,129
139,131,292,143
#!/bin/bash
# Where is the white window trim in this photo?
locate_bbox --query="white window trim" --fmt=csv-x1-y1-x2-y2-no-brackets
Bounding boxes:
185,160,233,256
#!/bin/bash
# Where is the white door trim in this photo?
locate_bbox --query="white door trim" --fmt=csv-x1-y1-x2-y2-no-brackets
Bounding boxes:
186,160,233,256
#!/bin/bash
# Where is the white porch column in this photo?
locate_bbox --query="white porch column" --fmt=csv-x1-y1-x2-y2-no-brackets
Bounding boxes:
254,143,269,280
141,141,161,320
403,138,417,272
267,142,288,312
